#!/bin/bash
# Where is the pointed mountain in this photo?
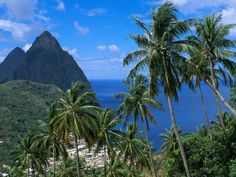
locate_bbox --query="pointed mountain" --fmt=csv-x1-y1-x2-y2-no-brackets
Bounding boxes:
0,47,25,83
11,31,90,90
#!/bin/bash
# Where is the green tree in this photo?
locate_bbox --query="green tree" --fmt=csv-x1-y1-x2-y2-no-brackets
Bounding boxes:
50,82,100,177
161,128,179,156
119,123,151,171
96,108,122,176
192,14,236,118
16,130,45,177
116,75,162,177
37,124,68,177
123,2,192,176
106,156,127,177
55,158,77,177
182,55,213,137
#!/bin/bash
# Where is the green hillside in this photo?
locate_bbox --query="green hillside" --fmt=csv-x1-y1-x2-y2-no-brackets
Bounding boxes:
0,80,63,164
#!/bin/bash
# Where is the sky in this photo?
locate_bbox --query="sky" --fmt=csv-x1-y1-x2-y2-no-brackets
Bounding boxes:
0,0,236,80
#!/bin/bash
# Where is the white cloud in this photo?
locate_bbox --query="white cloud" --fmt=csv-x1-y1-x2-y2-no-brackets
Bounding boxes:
97,44,120,52
0,0,36,19
56,0,65,11
85,8,106,17
74,22,89,35
221,8,236,36
0,19,30,40
145,0,236,14
97,45,107,50
108,45,120,52
23,43,32,52
63,47,79,58
34,10,50,22
78,55,129,79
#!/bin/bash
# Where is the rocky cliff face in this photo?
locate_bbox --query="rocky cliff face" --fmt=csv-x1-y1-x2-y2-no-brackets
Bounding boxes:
10,31,90,90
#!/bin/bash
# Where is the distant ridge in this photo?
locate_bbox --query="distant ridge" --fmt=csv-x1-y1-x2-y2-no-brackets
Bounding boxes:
1,31,90,90
0,47,25,83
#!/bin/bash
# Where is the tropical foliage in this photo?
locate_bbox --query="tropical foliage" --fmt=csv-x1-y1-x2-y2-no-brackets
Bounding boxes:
4,1,236,177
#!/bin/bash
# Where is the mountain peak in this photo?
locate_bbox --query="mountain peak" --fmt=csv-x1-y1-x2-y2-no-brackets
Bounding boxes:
0,47,25,83
30,31,62,52
11,47,25,54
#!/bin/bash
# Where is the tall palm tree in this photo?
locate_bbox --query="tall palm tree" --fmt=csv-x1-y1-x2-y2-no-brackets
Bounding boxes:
116,75,161,177
123,2,192,176
96,108,122,176
16,130,45,177
160,128,179,156
38,124,68,177
119,123,151,171
106,156,127,177
192,14,236,117
55,158,77,177
49,82,100,177
182,55,213,137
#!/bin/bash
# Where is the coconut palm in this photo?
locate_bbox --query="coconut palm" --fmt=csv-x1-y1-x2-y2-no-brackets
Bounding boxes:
49,82,100,177
160,128,179,155
192,14,236,118
106,156,127,177
37,124,68,177
182,55,213,137
123,2,192,176
55,158,77,177
119,123,151,170
96,108,122,176
16,130,45,177
116,75,162,177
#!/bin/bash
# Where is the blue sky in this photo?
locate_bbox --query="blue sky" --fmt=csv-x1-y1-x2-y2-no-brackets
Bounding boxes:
0,0,235,79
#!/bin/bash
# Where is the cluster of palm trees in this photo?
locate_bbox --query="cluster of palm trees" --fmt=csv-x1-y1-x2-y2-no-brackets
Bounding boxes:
14,79,161,177
10,1,236,177
123,1,236,177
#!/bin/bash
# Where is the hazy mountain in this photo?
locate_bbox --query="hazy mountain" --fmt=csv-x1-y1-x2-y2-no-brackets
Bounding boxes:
0,47,25,83
11,31,90,90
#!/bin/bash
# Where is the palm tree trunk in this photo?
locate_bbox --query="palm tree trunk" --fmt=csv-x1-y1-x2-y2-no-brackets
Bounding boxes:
213,90,226,130
198,85,212,138
167,96,191,177
141,121,157,177
31,163,35,177
53,143,56,177
104,146,107,176
74,133,81,177
207,80,236,116
209,61,227,130
27,159,30,177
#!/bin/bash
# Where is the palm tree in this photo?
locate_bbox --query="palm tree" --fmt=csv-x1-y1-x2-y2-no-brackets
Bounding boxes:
106,156,127,177
96,108,122,176
123,2,192,176
16,130,45,177
182,55,213,137
160,128,179,155
119,123,151,171
55,158,77,177
49,82,100,177
116,75,162,177
38,124,68,177
192,14,236,118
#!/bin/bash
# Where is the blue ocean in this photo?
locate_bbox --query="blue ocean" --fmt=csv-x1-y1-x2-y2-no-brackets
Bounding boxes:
90,80,231,150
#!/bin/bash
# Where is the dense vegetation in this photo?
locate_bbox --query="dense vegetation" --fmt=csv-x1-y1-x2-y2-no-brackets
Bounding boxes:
0,80,62,164
2,1,236,177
